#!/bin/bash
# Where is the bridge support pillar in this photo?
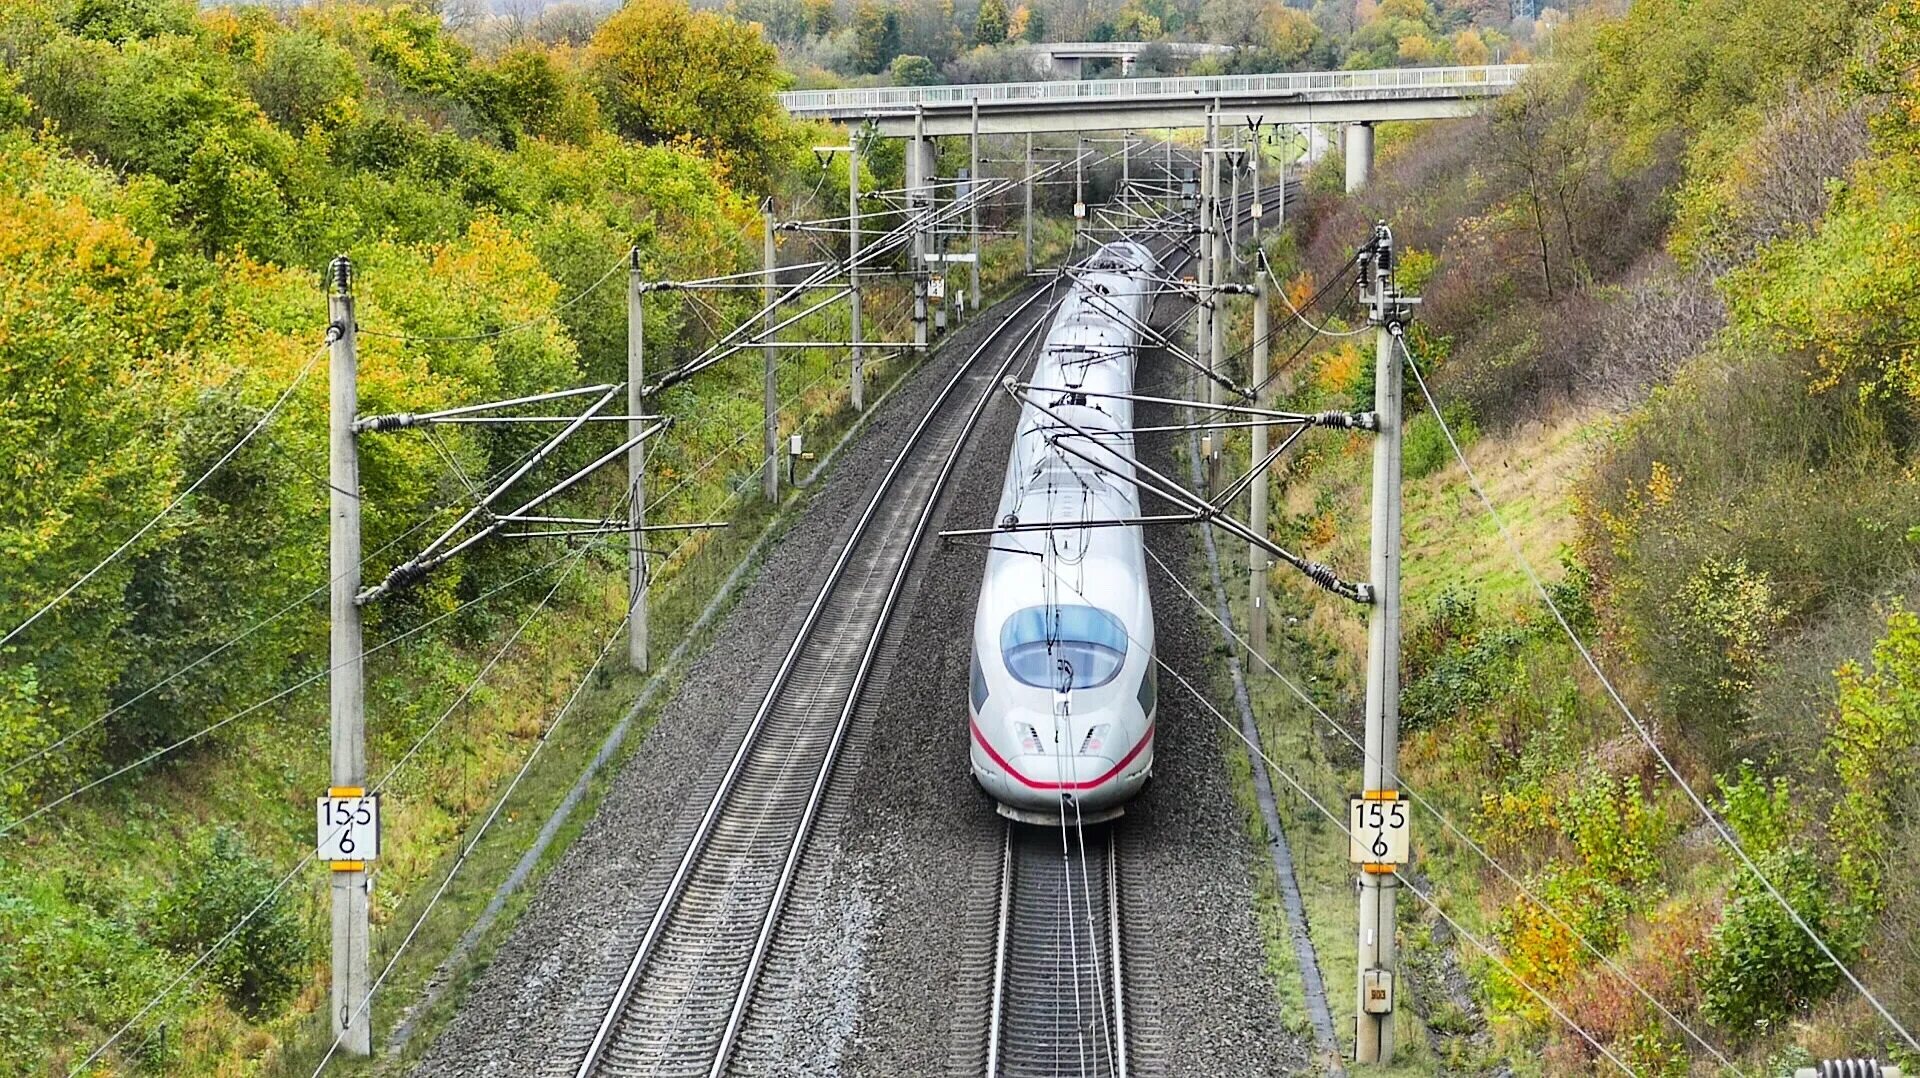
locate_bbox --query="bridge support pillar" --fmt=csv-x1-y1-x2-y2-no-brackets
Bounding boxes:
1344,122,1374,193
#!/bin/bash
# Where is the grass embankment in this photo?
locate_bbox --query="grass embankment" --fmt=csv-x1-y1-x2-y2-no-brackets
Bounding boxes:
1210,0,1920,1070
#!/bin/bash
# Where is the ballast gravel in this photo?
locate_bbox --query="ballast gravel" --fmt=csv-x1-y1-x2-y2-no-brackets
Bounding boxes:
413,280,1306,1076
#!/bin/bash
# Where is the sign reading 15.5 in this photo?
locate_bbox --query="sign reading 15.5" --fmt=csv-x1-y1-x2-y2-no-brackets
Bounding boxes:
1347,794,1410,866
316,794,380,862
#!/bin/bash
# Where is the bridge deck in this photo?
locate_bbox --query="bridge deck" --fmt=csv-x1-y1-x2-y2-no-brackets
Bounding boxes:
779,64,1526,136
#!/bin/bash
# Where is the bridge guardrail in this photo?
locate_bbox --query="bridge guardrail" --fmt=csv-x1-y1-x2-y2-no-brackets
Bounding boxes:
778,64,1528,114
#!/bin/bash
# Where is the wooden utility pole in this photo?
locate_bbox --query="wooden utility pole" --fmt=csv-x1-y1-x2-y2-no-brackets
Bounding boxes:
326,255,371,1058
627,249,648,672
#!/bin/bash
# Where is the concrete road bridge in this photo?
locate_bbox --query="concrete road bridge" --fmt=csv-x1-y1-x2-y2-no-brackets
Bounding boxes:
780,64,1526,188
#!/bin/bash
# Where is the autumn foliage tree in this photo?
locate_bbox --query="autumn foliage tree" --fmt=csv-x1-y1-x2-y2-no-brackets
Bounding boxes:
588,0,792,191
974,0,1009,45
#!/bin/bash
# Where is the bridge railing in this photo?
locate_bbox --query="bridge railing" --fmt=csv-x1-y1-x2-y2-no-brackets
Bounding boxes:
778,64,1528,115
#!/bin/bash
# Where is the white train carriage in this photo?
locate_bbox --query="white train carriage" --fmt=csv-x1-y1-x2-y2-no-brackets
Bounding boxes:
969,241,1160,825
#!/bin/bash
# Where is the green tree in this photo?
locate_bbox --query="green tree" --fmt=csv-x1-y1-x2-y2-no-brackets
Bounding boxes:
60,0,192,43
588,0,792,190
805,0,835,35
244,29,360,132
889,53,939,85
975,0,1009,45
155,828,310,1017
1022,4,1046,41
852,0,902,74
1112,3,1161,40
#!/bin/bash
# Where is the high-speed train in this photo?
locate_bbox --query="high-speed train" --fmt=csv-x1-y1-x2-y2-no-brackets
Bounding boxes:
969,241,1160,825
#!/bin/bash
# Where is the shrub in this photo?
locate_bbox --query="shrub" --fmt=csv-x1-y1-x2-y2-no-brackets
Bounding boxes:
1619,1023,1692,1078
246,28,359,132
1717,762,1801,858
1826,606,1920,905
1494,860,1633,1014
153,828,309,1018
888,53,938,85
1401,590,1526,731
1699,845,1859,1034
1559,772,1664,890
1402,404,1477,482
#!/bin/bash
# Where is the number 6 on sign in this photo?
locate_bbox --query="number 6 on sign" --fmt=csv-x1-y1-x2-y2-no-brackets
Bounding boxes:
316,791,380,865
1348,793,1409,868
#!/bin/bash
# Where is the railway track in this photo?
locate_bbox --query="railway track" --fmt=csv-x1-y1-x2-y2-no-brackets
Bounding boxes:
987,822,1130,1078
571,282,1062,1078
968,179,1301,1078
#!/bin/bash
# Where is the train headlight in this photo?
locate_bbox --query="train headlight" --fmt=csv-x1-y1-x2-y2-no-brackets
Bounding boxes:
1079,724,1110,755
1013,722,1044,754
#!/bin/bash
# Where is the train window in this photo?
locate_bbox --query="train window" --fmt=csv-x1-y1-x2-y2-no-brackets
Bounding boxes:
970,651,989,712
1136,660,1156,717
999,605,1128,690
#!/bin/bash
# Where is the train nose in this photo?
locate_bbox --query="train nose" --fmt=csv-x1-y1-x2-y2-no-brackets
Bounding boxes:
1006,750,1122,789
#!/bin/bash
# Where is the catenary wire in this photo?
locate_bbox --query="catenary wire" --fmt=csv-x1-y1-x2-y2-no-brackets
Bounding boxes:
1027,554,1638,1075
1139,542,1733,1066
0,548,578,839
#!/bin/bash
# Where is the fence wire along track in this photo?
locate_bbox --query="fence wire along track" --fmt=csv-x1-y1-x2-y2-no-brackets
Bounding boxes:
572,285,1059,1078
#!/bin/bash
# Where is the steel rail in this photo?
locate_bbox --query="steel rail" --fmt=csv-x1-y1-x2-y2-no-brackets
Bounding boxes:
574,282,1060,1078
986,822,1127,1078
977,175,1295,1077
708,295,1061,1078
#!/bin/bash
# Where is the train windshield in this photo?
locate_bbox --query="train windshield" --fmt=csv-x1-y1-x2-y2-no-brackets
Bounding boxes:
999,605,1128,690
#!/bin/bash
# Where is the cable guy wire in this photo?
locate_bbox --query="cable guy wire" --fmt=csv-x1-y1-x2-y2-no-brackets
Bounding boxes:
2,342,329,651
1141,542,1733,1067
1399,331,1920,1054
0,548,577,839
1035,556,1637,1076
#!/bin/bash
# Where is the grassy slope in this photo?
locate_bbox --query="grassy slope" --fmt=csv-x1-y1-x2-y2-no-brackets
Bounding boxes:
10,203,1069,1076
